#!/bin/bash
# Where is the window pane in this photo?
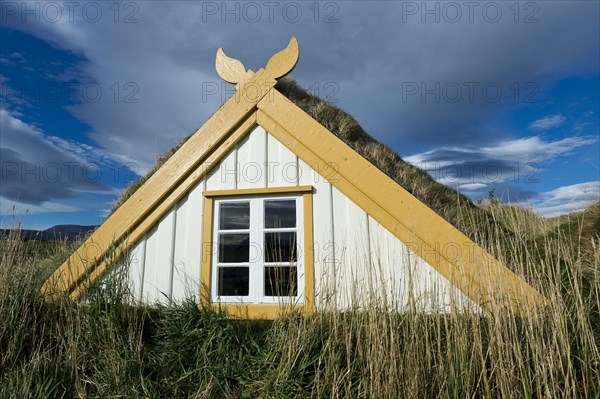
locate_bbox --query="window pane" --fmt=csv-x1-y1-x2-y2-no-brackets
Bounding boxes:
265,232,297,263
219,233,249,263
218,267,249,296
219,202,249,230
264,199,296,228
264,266,297,296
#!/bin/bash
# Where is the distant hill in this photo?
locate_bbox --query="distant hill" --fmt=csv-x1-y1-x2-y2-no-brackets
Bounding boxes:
0,225,97,242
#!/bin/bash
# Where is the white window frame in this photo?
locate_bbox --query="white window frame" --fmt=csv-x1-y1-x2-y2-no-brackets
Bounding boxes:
210,194,304,305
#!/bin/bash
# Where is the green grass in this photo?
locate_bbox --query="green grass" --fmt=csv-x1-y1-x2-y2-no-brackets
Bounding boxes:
1,200,599,398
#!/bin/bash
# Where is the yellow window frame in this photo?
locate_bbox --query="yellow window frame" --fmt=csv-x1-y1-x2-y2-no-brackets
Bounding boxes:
200,185,315,319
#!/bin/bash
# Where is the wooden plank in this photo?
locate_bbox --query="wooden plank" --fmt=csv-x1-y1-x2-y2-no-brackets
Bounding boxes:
153,207,176,304
205,155,225,192
298,158,334,309
171,179,204,301
256,93,546,313
302,190,316,312
236,126,267,189
183,179,205,300
127,235,146,303
204,185,312,197
267,131,298,186
200,196,214,306
203,303,310,319
331,186,371,308
141,224,160,303
367,216,399,309
171,193,189,302
208,146,237,190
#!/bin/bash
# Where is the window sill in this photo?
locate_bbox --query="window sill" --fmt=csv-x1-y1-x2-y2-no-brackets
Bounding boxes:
200,302,315,319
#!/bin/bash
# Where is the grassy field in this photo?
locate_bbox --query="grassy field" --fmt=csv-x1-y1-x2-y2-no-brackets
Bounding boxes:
1,200,598,398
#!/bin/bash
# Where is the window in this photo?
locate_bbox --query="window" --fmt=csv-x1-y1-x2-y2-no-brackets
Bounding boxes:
202,186,314,317
213,195,302,303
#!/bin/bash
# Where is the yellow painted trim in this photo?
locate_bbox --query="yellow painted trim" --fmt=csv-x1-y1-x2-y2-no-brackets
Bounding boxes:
200,186,315,319
200,195,214,307
303,191,316,312
201,303,310,319
257,89,547,313
204,185,313,197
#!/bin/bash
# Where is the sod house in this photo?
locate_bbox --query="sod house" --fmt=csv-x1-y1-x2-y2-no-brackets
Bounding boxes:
42,37,546,318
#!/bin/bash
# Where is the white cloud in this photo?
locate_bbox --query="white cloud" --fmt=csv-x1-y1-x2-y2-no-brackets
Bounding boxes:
528,115,566,131
480,135,596,164
0,198,79,217
0,108,115,205
458,183,488,191
405,135,597,187
523,181,600,217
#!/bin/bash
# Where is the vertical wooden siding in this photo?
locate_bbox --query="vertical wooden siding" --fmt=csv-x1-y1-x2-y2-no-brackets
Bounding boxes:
114,126,476,310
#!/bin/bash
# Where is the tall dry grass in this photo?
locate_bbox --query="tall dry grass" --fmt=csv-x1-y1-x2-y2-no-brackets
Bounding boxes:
1,202,598,398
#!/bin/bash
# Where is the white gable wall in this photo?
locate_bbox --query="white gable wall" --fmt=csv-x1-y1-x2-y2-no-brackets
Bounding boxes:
109,126,476,311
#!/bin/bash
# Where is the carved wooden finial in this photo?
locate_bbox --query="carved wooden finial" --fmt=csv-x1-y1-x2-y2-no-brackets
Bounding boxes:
216,36,299,85
264,36,299,79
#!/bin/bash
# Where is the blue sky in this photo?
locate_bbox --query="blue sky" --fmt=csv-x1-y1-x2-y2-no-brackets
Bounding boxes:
1,1,599,229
